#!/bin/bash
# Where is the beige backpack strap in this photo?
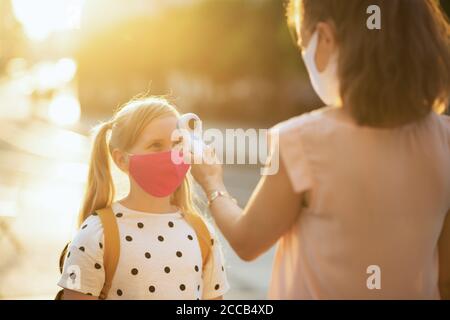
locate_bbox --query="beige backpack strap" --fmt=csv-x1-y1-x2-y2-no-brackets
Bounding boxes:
183,213,212,270
96,207,120,300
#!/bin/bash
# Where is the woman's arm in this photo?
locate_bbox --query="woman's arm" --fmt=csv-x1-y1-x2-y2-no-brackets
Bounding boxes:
192,153,303,261
439,210,450,300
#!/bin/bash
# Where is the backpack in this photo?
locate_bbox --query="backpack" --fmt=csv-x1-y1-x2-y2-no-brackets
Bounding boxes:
55,207,212,300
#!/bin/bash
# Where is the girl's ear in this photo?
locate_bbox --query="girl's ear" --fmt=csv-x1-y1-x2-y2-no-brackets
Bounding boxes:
112,148,129,173
315,21,338,72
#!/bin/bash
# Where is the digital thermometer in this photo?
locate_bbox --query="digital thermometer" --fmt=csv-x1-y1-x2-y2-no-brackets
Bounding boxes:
176,113,206,160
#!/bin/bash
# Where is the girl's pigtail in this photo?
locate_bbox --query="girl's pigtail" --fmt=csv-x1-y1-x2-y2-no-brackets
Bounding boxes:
78,121,115,226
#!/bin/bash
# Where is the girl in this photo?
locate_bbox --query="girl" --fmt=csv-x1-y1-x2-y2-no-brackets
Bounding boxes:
191,0,450,299
58,97,229,300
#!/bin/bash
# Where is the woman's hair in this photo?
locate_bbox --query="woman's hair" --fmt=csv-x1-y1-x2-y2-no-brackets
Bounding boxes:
78,96,199,226
287,0,450,127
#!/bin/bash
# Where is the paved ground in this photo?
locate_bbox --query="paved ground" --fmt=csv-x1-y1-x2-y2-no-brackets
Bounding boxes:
0,117,275,300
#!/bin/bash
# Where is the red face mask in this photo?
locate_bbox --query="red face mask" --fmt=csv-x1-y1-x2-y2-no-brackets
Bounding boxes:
128,150,190,197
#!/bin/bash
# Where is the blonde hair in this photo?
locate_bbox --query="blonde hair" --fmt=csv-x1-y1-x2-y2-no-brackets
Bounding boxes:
78,96,200,226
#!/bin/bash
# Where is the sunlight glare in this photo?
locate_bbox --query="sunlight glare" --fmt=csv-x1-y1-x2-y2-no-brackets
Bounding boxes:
48,93,81,126
12,0,86,41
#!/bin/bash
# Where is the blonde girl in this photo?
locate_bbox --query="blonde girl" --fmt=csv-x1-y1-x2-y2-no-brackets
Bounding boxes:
58,97,229,300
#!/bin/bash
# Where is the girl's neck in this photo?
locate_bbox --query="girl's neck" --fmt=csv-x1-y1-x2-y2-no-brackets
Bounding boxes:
119,183,178,214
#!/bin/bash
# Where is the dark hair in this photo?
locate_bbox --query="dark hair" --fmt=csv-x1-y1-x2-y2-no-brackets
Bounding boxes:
288,0,450,127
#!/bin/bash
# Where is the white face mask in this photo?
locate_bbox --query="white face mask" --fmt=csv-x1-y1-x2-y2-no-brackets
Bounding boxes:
302,31,341,106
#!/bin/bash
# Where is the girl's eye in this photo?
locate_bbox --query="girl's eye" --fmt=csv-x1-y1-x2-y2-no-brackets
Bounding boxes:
148,142,162,149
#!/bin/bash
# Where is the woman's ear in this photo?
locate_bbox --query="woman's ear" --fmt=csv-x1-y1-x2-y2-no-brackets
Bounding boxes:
315,21,337,72
112,148,129,173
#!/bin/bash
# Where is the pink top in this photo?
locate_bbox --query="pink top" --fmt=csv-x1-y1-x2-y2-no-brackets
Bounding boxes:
268,106,450,299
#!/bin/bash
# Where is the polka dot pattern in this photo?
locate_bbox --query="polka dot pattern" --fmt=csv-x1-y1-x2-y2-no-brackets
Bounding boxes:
58,203,229,300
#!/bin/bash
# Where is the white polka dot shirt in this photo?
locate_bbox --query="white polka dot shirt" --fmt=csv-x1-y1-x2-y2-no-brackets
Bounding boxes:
58,202,229,299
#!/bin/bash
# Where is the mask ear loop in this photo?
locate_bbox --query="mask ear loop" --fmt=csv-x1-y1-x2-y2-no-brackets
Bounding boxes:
123,151,133,166
122,150,137,176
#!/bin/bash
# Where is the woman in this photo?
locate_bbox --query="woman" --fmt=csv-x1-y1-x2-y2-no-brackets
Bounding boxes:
191,0,450,299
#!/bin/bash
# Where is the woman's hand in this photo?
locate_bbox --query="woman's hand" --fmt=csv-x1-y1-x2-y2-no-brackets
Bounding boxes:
190,146,225,193
190,141,303,262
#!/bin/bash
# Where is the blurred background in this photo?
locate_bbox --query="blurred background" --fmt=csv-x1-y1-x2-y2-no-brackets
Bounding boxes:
0,0,449,299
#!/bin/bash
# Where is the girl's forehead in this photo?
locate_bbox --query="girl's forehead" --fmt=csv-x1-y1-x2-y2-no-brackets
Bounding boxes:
139,115,178,141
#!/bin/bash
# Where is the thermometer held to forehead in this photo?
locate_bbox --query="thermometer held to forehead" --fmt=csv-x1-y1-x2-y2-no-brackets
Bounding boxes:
177,113,203,132
177,113,206,159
